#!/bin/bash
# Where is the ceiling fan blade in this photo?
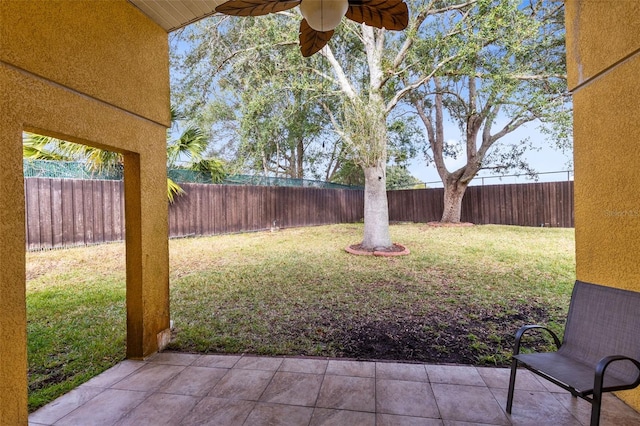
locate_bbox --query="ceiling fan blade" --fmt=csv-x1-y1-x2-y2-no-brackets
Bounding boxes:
346,0,409,31
299,19,334,57
216,0,300,17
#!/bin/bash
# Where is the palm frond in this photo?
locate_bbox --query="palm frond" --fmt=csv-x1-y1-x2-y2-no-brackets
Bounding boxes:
23,134,70,161
189,158,228,183
167,178,185,203
167,126,208,165
83,150,123,174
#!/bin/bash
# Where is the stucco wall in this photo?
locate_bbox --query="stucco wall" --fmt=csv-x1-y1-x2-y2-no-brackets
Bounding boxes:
0,0,170,126
0,1,170,423
566,0,640,411
0,114,29,426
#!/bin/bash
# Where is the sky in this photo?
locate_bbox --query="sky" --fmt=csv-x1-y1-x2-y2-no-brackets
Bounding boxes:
408,121,573,188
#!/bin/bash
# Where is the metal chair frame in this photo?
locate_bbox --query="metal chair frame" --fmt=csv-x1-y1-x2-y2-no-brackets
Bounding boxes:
506,281,640,426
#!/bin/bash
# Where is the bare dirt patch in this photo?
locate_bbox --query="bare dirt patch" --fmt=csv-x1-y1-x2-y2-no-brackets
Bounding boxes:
281,302,559,367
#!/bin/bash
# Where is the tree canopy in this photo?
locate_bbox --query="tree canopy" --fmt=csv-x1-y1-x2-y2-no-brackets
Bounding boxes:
171,0,571,239
405,0,569,221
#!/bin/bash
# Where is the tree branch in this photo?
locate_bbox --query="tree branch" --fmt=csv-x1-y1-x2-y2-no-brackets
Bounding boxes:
215,41,299,74
362,25,383,91
319,101,349,143
386,0,477,88
386,51,463,113
320,46,357,99
444,71,566,80
489,115,536,146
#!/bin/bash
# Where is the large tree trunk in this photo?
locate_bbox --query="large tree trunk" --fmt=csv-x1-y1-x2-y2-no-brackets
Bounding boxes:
296,138,304,179
361,161,391,249
441,179,469,223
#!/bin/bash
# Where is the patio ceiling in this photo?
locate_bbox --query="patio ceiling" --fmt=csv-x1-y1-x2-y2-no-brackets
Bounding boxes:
127,0,227,32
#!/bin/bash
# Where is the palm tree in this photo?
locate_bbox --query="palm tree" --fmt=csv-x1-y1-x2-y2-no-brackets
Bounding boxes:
23,107,226,202
22,134,68,161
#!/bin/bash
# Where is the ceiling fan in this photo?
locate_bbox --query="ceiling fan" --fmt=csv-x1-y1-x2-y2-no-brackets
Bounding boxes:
215,0,409,57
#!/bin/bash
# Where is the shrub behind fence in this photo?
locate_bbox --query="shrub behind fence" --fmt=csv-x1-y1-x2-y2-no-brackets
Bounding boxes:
24,178,573,250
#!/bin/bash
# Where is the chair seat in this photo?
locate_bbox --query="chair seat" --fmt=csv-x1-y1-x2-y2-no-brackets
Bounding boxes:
515,352,632,395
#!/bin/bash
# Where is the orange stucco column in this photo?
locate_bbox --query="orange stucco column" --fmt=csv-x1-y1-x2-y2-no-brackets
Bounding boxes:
1,1,171,423
124,151,171,359
566,0,640,411
0,118,29,425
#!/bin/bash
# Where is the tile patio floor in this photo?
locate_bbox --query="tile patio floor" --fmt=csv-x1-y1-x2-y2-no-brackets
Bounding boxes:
29,352,640,426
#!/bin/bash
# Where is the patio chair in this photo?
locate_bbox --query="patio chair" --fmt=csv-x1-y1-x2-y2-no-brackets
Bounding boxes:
506,280,640,426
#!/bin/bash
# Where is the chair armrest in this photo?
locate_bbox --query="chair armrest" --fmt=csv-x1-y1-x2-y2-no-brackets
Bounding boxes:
513,324,562,356
594,355,640,394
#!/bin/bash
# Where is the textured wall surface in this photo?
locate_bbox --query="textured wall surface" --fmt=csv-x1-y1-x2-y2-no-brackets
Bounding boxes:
0,1,170,423
565,1,640,89
0,116,29,426
0,0,170,126
566,0,640,411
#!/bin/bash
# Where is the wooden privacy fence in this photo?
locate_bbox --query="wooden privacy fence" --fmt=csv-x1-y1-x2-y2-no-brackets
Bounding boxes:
387,181,574,227
169,184,364,238
24,178,573,250
25,178,125,251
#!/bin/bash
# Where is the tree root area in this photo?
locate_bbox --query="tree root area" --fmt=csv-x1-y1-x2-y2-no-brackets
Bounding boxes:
345,243,410,256
348,243,407,253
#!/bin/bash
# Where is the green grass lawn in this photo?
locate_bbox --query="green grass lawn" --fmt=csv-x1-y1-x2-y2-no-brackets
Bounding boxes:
26,223,575,411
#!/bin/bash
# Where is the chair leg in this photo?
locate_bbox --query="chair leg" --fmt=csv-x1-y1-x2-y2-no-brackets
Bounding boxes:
506,358,518,414
590,391,602,426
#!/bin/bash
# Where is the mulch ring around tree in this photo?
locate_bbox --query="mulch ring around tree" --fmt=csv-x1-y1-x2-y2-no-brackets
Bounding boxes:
346,243,410,257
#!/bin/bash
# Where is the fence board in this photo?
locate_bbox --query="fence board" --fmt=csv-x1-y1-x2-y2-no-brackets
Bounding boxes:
50,179,63,248
189,185,197,236
103,181,113,243
25,179,40,250
250,187,258,229
93,181,105,243
195,184,204,235
82,180,94,244
24,178,573,250
203,184,212,235
38,179,53,248
72,180,85,245
61,180,75,246
113,181,124,241
211,184,221,235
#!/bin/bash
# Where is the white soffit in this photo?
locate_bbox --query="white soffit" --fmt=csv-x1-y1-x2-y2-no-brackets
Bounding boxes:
128,0,227,32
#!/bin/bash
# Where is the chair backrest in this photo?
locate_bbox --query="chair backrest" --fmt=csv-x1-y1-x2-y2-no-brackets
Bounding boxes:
559,281,640,381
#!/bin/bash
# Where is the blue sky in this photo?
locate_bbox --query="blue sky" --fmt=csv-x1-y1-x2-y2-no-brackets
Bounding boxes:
408,121,573,187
